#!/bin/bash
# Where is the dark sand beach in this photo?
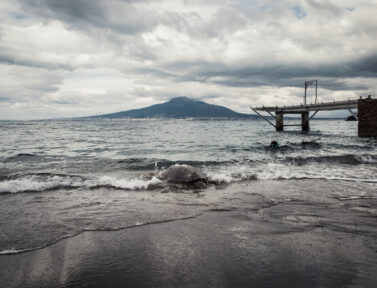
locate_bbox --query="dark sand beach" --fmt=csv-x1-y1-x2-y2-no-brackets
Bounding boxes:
1,179,376,288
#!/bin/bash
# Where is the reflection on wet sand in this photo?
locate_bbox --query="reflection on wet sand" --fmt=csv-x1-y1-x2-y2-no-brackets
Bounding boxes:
1,180,376,288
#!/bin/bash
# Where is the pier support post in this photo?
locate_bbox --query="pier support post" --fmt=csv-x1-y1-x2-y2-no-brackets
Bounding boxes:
276,113,283,131
358,98,377,137
301,112,310,133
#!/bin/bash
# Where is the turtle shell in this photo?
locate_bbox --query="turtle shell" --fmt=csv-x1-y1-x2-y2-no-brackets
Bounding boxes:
161,164,207,183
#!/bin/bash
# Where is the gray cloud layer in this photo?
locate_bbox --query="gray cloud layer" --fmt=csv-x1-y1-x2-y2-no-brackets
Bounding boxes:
0,0,376,119
17,0,157,34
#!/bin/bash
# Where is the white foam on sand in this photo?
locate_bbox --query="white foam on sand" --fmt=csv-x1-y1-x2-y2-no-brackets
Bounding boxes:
0,175,83,193
257,163,377,183
0,175,163,193
205,165,257,184
205,163,377,184
95,176,162,190
0,248,31,255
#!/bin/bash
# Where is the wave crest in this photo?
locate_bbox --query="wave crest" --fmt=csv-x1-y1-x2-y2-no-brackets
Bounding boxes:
285,154,377,166
0,174,163,194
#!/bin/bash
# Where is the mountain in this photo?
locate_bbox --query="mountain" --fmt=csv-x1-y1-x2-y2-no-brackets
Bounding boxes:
90,97,255,119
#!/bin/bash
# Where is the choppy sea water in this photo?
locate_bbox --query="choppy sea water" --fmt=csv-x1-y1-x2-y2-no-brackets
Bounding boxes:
0,118,376,254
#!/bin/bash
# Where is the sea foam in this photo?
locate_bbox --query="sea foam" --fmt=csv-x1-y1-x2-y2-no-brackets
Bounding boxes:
0,174,163,194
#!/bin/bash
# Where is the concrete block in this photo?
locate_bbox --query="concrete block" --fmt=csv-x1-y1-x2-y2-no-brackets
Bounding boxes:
358,98,377,137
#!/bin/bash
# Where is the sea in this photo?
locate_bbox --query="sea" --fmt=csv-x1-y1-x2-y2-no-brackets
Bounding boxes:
0,118,376,255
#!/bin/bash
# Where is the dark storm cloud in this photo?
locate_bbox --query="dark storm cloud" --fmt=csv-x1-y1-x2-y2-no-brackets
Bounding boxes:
203,60,375,90
353,54,377,74
0,96,10,102
16,0,158,34
134,52,377,92
319,80,370,92
0,54,73,71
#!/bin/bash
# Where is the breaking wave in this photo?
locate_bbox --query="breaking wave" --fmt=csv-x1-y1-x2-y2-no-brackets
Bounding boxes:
113,158,230,170
255,162,377,183
1,152,376,194
119,154,377,170
0,173,163,194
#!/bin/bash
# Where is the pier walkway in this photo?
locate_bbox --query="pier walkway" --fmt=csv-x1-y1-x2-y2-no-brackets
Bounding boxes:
252,99,358,114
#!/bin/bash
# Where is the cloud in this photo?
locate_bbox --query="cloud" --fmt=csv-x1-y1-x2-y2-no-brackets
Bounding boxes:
0,0,376,119
307,0,344,16
16,0,158,34
0,53,72,70
353,53,377,74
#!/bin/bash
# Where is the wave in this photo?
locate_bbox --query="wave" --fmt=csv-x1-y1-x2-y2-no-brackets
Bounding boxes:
4,153,40,162
285,154,377,166
222,141,377,155
0,173,163,194
205,167,258,184
0,169,254,194
259,174,377,183
1,153,376,194
4,151,376,176
113,158,231,170
222,142,322,153
203,163,377,184
255,162,377,183
103,153,377,172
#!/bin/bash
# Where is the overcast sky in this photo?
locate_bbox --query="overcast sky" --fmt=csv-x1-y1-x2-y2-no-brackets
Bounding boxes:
1,0,376,120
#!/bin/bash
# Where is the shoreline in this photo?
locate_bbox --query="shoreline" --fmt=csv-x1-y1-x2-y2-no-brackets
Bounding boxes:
0,179,376,287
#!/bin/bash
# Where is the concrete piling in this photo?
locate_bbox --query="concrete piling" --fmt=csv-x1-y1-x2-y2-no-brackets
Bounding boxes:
358,98,377,137
276,113,284,132
301,112,310,132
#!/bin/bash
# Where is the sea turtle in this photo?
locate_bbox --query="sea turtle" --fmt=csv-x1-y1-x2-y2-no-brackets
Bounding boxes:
159,164,208,187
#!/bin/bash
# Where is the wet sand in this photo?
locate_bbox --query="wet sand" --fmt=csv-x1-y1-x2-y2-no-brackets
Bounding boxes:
1,180,376,287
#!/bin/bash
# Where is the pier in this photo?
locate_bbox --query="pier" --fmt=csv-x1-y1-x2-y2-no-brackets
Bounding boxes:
250,81,377,137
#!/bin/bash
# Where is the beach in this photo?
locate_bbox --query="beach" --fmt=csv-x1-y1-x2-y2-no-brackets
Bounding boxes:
1,179,376,288
1,119,376,287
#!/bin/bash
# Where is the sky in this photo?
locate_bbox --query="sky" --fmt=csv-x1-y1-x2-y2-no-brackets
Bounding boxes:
0,0,376,120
